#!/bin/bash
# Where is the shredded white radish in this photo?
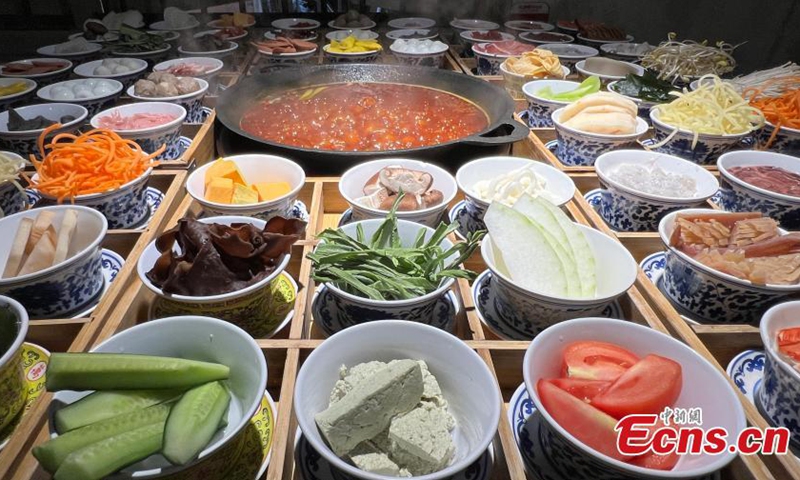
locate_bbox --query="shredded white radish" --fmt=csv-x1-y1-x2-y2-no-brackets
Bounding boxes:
731,62,800,97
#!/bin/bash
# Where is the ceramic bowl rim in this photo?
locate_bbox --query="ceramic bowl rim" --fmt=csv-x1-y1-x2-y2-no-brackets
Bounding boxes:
455,156,576,208
36,41,103,57
153,57,225,76
503,20,554,32
294,319,501,480
518,31,574,44
658,208,800,292
0,296,29,368
459,30,516,43
1,58,73,79
522,79,581,105
33,167,153,202
523,317,745,478
606,80,663,108
185,154,305,211
389,41,448,56
271,17,321,30
649,108,754,139
0,205,107,285
717,150,800,204
73,58,149,78
471,42,535,58
36,78,123,103
595,149,719,203
339,158,457,217
178,40,239,56
320,218,457,307
90,102,187,135
137,215,291,302
759,301,800,383
0,78,37,101
111,44,172,57
322,44,382,56
499,62,570,80
449,19,500,30
126,78,209,102
535,43,598,59
0,103,88,136
575,33,634,44
574,59,644,80
481,226,637,305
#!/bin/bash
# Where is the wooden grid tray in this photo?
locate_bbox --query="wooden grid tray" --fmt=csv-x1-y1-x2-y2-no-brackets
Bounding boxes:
2,171,780,480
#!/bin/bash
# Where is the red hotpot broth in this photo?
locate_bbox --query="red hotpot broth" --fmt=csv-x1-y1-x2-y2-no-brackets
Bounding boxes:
239,82,490,152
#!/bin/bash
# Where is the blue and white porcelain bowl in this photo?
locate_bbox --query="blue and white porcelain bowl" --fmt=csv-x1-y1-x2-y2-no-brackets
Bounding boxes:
33,166,153,230
552,107,648,166
658,209,800,324
0,152,27,216
1,58,73,86
456,156,575,230
717,150,800,229
481,225,636,329
756,122,800,157
0,206,107,318
595,150,719,232
460,31,516,59
322,45,381,64
111,45,172,64
127,78,209,124
523,318,746,479
179,38,239,61
0,103,87,158
522,79,580,128
91,102,187,162
295,320,501,480
186,154,305,220
758,301,800,446
153,57,225,82
318,219,458,324
36,78,124,117
73,58,149,89
0,78,36,110
574,58,643,86
501,63,570,102
36,42,103,63
649,108,753,165
137,215,293,336
390,43,449,68
340,158,457,227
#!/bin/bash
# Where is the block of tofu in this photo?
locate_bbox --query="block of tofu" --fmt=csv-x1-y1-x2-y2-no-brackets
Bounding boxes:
232,183,258,204
205,177,234,204
349,442,409,477
389,406,456,475
315,359,423,457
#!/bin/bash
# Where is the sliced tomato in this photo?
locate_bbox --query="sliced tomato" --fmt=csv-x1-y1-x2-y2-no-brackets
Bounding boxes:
626,419,680,471
562,341,640,381
591,354,682,418
778,327,800,347
779,342,800,362
537,379,628,461
547,378,612,402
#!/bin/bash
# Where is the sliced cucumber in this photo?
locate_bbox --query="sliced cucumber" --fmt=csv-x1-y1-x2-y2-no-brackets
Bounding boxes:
54,389,183,433
52,420,165,480
46,353,230,391
34,403,171,474
163,381,230,465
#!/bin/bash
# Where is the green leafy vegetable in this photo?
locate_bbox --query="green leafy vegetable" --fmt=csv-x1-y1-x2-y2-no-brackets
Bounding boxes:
535,76,601,102
308,195,485,301
611,71,677,103
108,25,168,53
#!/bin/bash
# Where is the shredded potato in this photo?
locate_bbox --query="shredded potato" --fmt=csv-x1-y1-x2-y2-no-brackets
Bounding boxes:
641,33,737,83
652,75,765,148
0,152,25,213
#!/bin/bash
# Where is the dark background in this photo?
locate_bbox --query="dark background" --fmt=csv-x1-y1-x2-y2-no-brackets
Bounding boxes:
0,0,797,74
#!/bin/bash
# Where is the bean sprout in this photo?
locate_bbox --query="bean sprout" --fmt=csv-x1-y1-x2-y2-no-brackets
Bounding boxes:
641,33,738,83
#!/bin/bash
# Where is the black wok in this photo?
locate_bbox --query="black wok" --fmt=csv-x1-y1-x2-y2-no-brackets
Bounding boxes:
214,64,529,175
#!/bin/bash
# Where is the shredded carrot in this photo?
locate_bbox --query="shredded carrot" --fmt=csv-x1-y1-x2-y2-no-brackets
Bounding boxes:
743,78,800,148
23,125,164,202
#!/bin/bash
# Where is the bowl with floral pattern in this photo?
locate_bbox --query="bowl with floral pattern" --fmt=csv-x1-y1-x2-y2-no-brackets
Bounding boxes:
717,150,800,229
314,218,459,325
127,78,209,124
758,301,800,447
137,215,293,337
552,107,648,166
649,108,753,165
0,206,106,318
0,103,87,158
523,317,746,479
658,208,800,324
480,225,636,331
522,79,580,128
0,151,27,216
456,156,575,230
594,150,719,232
91,102,187,162
756,122,800,157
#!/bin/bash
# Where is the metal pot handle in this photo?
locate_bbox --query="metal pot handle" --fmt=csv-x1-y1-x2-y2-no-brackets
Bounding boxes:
462,118,530,146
